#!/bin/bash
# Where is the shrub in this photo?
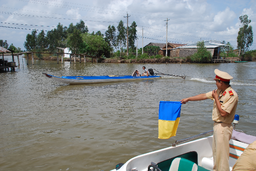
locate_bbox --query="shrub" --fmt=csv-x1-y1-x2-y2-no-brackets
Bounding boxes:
227,52,238,57
155,54,163,59
128,54,136,59
143,46,161,56
138,53,149,59
243,50,256,61
190,41,212,63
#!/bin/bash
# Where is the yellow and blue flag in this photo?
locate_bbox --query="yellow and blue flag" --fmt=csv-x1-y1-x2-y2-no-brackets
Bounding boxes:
158,101,182,139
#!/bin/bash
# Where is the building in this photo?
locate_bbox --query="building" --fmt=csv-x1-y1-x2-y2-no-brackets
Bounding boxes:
64,48,72,58
170,41,228,59
161,43,186,56
144,42,186,56
144,42,167,49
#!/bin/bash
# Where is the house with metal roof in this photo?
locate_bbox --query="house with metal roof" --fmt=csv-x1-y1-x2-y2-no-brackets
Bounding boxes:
144,42,186,56
144,42,166,49
170,41,228,59
161,43,186,56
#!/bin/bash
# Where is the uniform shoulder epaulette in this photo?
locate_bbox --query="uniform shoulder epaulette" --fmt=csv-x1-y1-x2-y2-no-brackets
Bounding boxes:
229,90,234,96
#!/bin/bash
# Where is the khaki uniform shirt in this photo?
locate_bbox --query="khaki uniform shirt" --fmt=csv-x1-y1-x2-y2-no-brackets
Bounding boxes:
206,86,238,124
232,141,256,170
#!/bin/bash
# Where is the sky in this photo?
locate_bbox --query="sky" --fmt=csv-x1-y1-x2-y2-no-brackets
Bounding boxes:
0,0,256,51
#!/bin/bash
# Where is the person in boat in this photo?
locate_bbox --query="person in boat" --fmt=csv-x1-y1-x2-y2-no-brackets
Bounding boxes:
181,69,238,171
132,70,141,77
232,140,256,170
141,66,149,76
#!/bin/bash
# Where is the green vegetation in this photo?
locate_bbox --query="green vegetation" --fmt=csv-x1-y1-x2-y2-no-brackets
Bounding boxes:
81,33,110,58
189,41,212,63
220,42,238,58
143,46,161,56
23,20,137,59
116,20,126,57
237,14,253,55
243,50,256,61
128,21,137,51
111,45,163,60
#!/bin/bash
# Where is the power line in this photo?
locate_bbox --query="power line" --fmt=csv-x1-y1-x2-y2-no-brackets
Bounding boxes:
0,11,120,25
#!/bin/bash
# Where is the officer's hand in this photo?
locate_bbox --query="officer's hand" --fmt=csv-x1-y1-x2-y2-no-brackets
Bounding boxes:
212,90,218,99
181,98,189,104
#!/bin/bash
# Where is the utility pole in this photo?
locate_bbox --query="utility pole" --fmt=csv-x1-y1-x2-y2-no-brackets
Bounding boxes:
124,13,130,56
142,27,144,54
136,39,138,59
164,18,170,57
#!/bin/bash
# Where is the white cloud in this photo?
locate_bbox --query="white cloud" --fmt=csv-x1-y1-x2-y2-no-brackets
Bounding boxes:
0,0,255,50
66,8,81,20
208,7,236,31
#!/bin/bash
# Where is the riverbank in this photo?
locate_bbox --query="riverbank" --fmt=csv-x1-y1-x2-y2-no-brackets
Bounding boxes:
24,54,243,63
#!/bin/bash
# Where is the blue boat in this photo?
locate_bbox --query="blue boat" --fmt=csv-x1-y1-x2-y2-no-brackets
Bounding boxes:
43,73,161,85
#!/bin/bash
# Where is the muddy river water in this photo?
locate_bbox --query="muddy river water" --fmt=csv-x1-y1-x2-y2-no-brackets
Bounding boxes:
1,57,255,171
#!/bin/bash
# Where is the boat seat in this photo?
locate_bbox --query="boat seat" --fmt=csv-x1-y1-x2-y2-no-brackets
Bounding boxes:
169,158,210,171
169,158,197,171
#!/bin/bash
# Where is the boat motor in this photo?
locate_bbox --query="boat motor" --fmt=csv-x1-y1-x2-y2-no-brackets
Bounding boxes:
148,68,154,76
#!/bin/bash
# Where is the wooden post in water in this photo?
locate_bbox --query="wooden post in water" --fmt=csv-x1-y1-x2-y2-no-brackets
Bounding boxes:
11,51,15,71
61,53,64,63
70,54,72,64
57,53,59,64
11,51,15,63
79,55,81,63
32,52,34,65
27,53,29,65
17,54,20,66
74,54,76,63
84,55,86,63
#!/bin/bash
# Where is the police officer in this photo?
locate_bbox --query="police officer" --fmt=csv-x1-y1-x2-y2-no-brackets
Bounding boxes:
181,69,239,171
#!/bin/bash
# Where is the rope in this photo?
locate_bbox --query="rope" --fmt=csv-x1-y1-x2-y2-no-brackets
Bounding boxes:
152,68,186,79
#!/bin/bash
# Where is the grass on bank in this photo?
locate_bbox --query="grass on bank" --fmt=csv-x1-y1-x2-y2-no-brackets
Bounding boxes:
24,48,256,62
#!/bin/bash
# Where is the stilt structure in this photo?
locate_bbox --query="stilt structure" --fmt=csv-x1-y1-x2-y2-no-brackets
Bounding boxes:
0,47,17,72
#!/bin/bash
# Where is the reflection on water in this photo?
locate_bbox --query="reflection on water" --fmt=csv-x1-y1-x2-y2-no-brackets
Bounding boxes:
0,57,256,171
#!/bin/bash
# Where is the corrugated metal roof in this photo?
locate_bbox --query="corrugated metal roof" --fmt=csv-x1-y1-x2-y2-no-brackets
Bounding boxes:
162,43,186,50
145,42,186,50
175,41,227,49
0,46,11,53
144,42,166,48
57,47,65,50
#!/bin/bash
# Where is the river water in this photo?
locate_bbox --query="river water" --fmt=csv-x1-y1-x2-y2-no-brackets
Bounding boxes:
1,56,256,171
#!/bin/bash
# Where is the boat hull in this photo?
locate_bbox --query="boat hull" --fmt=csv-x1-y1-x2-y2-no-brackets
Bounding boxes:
111,134,250,171
43,74,161,85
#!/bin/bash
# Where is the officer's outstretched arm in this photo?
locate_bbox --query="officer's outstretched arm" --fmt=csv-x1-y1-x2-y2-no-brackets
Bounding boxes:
181,93,207,104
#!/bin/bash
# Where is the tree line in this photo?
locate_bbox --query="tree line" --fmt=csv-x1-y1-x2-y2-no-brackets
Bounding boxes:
24,20,137,58
1,14,254,62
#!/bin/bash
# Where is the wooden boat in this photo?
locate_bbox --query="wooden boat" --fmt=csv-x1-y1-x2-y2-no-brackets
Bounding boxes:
111,117,256,171
234,61,248,63
43,73,161,85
